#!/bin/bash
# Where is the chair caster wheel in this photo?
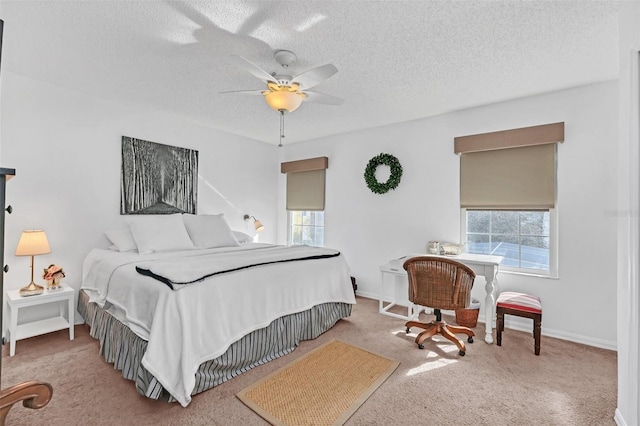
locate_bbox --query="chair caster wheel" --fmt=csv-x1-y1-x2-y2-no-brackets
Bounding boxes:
418,344,424,350
468,336,473,344
459,350,466,356
406,327,410,334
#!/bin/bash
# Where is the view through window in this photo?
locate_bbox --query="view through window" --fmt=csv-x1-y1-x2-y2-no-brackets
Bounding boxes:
289,211,325,247
465,210,550,272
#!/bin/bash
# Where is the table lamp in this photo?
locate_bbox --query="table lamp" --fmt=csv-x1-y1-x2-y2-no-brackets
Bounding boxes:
15,230,51,297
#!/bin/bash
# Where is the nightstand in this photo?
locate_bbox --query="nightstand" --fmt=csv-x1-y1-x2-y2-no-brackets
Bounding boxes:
5,284,75,356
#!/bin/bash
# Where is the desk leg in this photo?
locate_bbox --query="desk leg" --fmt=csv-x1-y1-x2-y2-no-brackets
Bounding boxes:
409,303,418,320
484,270,496,344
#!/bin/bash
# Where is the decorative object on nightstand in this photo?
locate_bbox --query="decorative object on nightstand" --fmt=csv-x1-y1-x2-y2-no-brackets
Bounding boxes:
15,230,51,297
42,264,65,291
243,215,264,233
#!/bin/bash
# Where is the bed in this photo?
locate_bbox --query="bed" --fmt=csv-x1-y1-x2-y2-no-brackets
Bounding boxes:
79,214,356,407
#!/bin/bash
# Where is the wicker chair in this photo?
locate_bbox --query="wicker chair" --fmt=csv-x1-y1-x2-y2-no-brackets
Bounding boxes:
404,256,476,356
0,381,53,425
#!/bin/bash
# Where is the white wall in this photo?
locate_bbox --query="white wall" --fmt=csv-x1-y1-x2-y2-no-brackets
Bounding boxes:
0,72,279,300
1,70,619,351
282,80,619,349
616,3,640,425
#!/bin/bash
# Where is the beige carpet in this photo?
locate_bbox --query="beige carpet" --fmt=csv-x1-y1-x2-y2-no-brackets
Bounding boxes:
237,339,399,426
0,296,617,425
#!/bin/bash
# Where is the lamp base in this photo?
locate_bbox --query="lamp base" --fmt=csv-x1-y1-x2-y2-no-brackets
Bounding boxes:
19,282,44,297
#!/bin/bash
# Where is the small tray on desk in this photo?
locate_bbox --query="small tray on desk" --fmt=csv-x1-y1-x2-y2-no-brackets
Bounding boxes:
389,253,428,269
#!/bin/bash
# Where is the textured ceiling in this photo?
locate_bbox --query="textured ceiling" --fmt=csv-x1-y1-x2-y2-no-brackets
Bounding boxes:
0,1,620,145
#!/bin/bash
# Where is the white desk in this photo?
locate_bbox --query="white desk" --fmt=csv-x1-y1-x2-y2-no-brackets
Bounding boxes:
380,253,503,344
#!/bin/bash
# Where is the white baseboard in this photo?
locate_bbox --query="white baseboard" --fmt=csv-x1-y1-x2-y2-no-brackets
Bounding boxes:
479,313,617,351
614,408,628,426
356,290,381,300
355,293,617,351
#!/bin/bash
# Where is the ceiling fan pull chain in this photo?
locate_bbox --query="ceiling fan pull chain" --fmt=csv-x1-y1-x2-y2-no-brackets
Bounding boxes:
279,110,285,147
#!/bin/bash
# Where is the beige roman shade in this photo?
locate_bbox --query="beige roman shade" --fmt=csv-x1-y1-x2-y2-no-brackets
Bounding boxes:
456,122,564,209
281,157,328,211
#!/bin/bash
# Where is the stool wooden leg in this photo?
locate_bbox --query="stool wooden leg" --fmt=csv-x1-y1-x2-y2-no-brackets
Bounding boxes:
534,314,541,356
496,308,503,347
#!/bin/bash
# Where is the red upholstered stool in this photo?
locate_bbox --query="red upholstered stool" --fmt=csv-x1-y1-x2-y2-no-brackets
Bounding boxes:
496,291,542,355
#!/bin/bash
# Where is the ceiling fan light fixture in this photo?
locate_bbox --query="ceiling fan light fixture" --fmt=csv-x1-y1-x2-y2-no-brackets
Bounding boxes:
264,90,304,112
225,52,342,146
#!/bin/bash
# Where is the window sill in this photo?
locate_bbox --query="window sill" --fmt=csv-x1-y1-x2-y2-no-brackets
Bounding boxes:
499,268,559,280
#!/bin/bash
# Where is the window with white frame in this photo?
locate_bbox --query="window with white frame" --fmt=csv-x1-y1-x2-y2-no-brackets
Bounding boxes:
281,157,328,247
288,211,325,247
463,209,556,276
455,122,564,278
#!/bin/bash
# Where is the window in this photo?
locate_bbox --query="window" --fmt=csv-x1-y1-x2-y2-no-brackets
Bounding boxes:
281,157,328,211
289,211,324,247
463,209,557,277
282,157,328,247
455,122,564,278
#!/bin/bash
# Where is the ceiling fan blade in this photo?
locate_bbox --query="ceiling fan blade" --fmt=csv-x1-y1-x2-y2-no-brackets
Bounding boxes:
302,90,344,106
219,89,265,95
291,64,338,89
230,55,277,84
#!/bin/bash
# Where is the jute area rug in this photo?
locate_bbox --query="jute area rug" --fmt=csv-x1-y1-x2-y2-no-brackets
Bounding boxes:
237,339,399,426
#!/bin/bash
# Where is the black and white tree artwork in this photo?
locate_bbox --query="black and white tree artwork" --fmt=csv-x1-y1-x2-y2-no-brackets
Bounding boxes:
120,136,198,215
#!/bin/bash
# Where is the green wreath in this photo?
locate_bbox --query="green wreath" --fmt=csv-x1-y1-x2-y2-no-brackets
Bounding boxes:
364,153,403,194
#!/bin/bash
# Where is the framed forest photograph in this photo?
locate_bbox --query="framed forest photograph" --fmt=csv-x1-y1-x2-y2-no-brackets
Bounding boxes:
120,136,198,215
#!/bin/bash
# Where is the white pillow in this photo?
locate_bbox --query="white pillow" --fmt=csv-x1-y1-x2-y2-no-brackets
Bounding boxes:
127,214,194,255
233,231,253,244
105,226,138,252
182,214,240,249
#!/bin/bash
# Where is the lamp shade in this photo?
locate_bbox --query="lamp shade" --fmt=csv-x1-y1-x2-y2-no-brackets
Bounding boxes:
264,90,303,113
253,220,265,233
15,230,51,256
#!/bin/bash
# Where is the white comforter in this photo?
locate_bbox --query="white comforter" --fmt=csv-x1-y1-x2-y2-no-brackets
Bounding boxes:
81,243,356,407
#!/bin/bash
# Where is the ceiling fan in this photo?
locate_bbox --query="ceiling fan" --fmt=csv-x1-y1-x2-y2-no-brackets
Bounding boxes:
222,50,343,146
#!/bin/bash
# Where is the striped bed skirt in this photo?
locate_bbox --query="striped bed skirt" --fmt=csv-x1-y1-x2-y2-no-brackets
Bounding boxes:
77,289,352,403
